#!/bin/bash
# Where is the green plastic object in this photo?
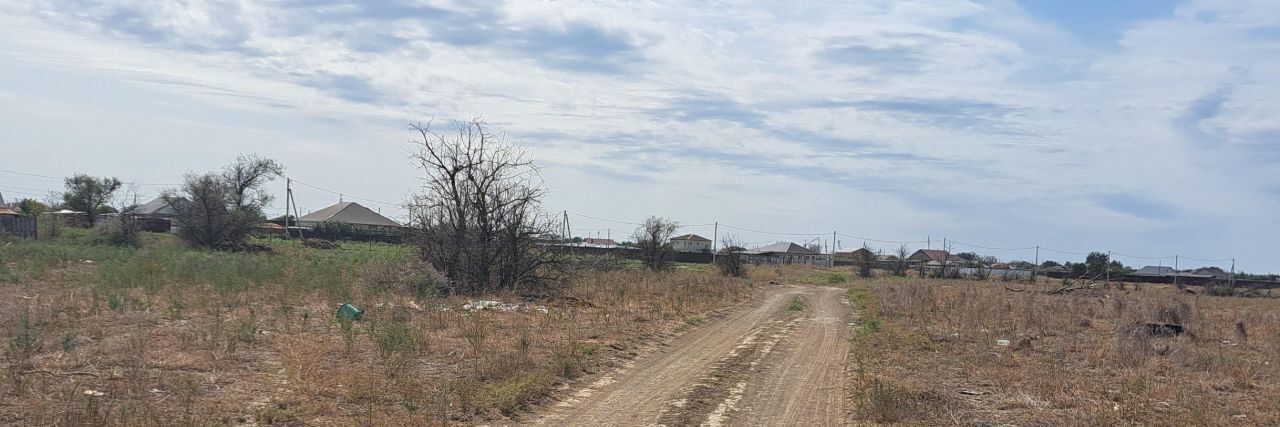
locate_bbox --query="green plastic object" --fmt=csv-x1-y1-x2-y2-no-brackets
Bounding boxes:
336,303,363,321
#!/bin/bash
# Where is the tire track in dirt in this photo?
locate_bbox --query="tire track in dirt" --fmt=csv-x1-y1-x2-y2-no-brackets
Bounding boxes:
527,285,850,426
728,286,851,425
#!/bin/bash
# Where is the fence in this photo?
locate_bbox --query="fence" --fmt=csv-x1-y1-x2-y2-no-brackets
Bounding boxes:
560,245,715,264
283,228,405,244
0,216,37,239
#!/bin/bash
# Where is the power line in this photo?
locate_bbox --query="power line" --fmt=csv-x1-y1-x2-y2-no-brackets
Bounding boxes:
1112,252,1174,260
949,240,1036,251
0,184,59,194
1178,256,1233,263
566,211,642,226
0,168,179,186
287,177,401,206
0,169,61,180
719,223,826,236
836,232,929,245
1040,247,1089,256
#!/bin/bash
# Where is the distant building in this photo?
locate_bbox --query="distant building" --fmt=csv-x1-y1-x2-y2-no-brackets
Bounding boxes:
876,254,900,261
122,196,188,232
670,234,712,253
1134,266,1175,276
125,196,186,218
744,242,825,265
581,238,618,248
0,207,18,216
908,249,956,266
838,248,875,260
1191,266,1231,280
298,202,404,234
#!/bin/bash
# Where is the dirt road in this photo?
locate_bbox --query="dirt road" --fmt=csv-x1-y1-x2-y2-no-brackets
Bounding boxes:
529,285,851,426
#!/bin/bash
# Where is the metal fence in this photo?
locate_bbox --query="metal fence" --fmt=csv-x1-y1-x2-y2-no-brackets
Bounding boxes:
0,216,37,239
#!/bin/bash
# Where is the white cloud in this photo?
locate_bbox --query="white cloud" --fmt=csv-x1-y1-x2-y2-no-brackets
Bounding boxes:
0,0,1276,270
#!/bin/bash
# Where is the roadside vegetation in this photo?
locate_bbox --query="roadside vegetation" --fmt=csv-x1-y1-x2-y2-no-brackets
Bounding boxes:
809,268,1279,425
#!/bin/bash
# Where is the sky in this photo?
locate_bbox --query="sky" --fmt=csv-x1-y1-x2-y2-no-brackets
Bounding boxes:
0,0,1277,272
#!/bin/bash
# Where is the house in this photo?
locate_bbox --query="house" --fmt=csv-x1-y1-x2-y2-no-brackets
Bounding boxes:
1191,267,1231,280
125,196,186,218
1039,265,1069,274
876,254,900,261
670,234,712,253
743,242,825,265
123,196,188,232
908,249,955,265
44,209,89,227
1134,266,1175,276
581,238,618,248
839,248,875,260
297,202,404,234
0,207,17,216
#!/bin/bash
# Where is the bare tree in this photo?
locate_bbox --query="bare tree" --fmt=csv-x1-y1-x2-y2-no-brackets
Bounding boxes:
894,244,910,276
716,236,747,278
165,156,282,250
222,154,283,209
407,118,565,295
632,216,679,271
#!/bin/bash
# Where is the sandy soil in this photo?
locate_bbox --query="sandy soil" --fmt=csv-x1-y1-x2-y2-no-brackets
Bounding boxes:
528,284,851,426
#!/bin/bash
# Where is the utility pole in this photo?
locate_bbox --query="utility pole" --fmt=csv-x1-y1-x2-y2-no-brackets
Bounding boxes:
831,230,837,268
1105,250,1112,286
284,178,291,239
712,221,718,266
564,210,571,243
942,238,949,277
1230,258,1236,287
289,182,304,240
1033,245,1040,281
1174,255,1180,288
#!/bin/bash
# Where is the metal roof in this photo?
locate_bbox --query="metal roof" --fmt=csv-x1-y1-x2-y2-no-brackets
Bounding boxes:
671,234,711,242
297,202,402,227
749,242,820,255
128,196,186,216
1134,266,1175,276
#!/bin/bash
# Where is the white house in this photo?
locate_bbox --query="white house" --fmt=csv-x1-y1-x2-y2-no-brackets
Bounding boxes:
670,234,712,253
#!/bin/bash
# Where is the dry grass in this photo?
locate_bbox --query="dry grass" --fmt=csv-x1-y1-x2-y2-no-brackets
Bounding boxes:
840,273,1280,425
0,236,755,425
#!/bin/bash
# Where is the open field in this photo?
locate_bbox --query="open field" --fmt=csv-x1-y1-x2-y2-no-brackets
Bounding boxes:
0,232,755,425
828,272,1280,425
5,233,1277,426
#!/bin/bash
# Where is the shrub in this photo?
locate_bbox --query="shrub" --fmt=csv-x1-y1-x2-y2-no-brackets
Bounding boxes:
633,216,679,272
92,217,141,247
716,236,747,278
167,155,282,250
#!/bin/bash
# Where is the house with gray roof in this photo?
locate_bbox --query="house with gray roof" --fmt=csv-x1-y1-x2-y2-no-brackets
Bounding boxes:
297,202,403,234
1134,266,1176,276
126,196,187,217
743,242,826,265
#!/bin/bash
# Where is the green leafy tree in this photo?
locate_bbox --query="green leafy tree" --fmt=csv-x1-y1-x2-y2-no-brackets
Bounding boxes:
16,199,47,217
61,174,122,226
1085,252,1110,276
